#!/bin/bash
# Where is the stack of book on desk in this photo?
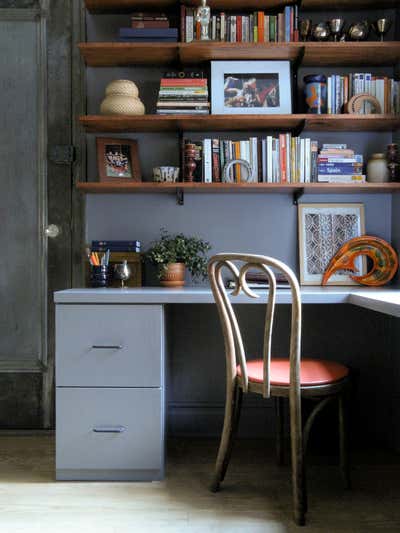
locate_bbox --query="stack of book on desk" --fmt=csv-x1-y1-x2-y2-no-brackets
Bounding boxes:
91,240,141,253
317,144,365,183
119,13,178,42
156,74,209,115
227,271,289,290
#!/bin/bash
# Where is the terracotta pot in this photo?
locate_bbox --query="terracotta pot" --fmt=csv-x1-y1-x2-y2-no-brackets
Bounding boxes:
160,263,185,287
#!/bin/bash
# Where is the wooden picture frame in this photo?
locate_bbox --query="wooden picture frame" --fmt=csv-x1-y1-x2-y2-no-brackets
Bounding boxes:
298,203,366,286
211,60,292,115
96,137,141,182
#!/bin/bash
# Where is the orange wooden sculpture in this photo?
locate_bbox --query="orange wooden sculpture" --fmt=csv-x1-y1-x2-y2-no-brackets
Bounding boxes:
322,235,398,287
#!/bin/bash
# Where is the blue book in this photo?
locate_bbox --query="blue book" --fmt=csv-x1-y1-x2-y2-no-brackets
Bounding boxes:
284,7,291,42
119,37,178,42
119,28,178,38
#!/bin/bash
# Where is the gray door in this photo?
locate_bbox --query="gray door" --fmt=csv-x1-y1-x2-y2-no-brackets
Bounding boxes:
0,0,80,428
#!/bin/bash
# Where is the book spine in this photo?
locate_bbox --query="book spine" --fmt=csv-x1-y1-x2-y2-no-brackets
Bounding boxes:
311,140,318,183
279,133,287,183
203,138,212,183
305,138,311,183
267,136,273,183
257,11,264,43
220,12,226,41
212,138,221,182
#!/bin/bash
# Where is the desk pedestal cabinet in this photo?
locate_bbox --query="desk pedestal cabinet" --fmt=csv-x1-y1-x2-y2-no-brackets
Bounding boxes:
55,304,165,481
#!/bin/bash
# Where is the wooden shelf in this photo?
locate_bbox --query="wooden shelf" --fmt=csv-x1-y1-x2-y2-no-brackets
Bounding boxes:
76,182,400,194
85,0,295,14
79,114,400,133
85,0,398,14
79,42,400,67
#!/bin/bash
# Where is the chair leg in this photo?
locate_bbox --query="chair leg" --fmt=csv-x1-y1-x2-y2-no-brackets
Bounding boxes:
275,397,285,466
289,394,306,526
338,393,351,489
210,383,243,492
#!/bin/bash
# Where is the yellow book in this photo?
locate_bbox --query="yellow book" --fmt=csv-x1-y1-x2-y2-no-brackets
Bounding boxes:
235,141,241,182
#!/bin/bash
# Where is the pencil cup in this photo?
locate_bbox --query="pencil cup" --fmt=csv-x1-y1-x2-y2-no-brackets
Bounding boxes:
90,265,112,288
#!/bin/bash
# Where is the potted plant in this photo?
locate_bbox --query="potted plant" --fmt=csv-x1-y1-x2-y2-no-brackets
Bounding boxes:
146,229,211,287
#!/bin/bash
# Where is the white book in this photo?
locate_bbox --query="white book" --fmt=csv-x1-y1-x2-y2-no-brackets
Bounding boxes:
327,76,332,114
250,137,258,182
267,136,273,183
203,139,212,182
186,13,194,42
305,138,311,183
299,138,305,183
365,73,372,113
318,175,366,183
220,13,226,41
376,79,385,113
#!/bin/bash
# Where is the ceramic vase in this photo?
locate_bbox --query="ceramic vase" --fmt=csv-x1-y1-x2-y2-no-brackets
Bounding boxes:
100,79,145,115
367,153,389,183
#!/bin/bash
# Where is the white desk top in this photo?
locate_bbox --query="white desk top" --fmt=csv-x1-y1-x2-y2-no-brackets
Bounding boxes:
54,286,400,317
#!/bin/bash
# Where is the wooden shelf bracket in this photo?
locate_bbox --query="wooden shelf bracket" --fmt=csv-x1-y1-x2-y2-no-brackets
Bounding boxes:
176,187,184,205
293,188,304,206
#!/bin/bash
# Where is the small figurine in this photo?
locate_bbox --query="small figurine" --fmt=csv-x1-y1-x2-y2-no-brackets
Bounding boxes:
196,0,211,41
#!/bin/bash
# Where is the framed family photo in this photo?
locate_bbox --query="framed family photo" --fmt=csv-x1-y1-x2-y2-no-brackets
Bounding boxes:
211,60,292,115
96,138,141,182
298,203,365,286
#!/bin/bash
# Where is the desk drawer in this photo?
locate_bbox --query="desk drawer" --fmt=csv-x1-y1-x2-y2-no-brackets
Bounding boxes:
56,387,164,481
56,304,163,387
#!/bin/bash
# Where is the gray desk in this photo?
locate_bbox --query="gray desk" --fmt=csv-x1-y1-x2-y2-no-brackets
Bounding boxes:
54,286,400,481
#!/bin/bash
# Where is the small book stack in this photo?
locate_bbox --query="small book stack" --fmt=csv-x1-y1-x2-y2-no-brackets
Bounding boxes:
227,271,289,290
91,240,141,253
156,73,209,115
119,12,178,42
317,144,365,183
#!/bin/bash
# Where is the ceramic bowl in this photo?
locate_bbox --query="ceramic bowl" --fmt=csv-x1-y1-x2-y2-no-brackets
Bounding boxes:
153,166,180,183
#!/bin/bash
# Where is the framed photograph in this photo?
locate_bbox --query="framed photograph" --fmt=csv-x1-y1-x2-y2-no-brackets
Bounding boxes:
298,203,366,286
96,138,141,182
211,60,292,115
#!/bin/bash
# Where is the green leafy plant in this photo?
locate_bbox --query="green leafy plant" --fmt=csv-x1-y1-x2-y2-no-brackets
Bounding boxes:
146,229,211,280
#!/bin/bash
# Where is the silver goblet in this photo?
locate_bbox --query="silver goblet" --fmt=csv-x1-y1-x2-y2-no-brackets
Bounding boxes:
329,18,345,42
312,22,331,42
372,18,392,42
348,21,369,41
114,260,131,288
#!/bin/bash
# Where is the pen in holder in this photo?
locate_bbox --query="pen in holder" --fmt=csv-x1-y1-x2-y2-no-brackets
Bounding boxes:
90,265,112,288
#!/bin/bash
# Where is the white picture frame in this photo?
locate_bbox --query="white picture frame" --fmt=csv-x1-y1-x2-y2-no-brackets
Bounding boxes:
298,203,366,286
211,60,292,115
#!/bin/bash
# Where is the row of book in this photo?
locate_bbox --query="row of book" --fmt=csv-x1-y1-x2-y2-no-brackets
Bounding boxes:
183,137,366,184
119,12,178,42
317,145,365,182
181,6,299,43
326,74,400,115
157,75,209,115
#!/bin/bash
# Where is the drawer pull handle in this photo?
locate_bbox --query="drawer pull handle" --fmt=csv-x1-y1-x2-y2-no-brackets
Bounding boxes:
93,426,126,433
91,345,123,350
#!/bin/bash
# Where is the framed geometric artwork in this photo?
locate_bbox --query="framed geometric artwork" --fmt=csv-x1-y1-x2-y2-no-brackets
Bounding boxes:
298,203,365,286
96,137,141,182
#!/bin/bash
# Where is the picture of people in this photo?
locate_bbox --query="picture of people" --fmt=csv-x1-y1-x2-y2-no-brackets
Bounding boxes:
224,73,280,108
104,144,132,178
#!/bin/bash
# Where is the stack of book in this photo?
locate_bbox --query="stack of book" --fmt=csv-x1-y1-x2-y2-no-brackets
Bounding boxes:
227,271,289,290
183,134,319,184
181,6,299,43
326,73,400,114
156,74,209,115
119,13,178,42
91,240,141,253
317,144,365,183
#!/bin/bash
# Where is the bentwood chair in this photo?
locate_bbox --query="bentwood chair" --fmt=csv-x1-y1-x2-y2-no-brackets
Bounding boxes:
208,253,351,526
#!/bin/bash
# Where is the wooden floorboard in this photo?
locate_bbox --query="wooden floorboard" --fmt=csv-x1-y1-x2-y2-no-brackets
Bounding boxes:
0,435,399,532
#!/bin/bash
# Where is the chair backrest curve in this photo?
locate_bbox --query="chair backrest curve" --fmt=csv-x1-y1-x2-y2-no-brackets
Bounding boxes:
208,253,302,398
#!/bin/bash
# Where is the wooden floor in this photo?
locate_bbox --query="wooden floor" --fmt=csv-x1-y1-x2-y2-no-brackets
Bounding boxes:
0,435,399,532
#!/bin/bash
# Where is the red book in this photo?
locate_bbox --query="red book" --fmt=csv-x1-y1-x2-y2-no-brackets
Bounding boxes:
212,139,221,182
180,4,186,42
160,79,207,86
237,15,242,42
279,134,287,183
257,11,264,43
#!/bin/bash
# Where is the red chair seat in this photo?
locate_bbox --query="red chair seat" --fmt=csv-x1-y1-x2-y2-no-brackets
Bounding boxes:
238,358,349,387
